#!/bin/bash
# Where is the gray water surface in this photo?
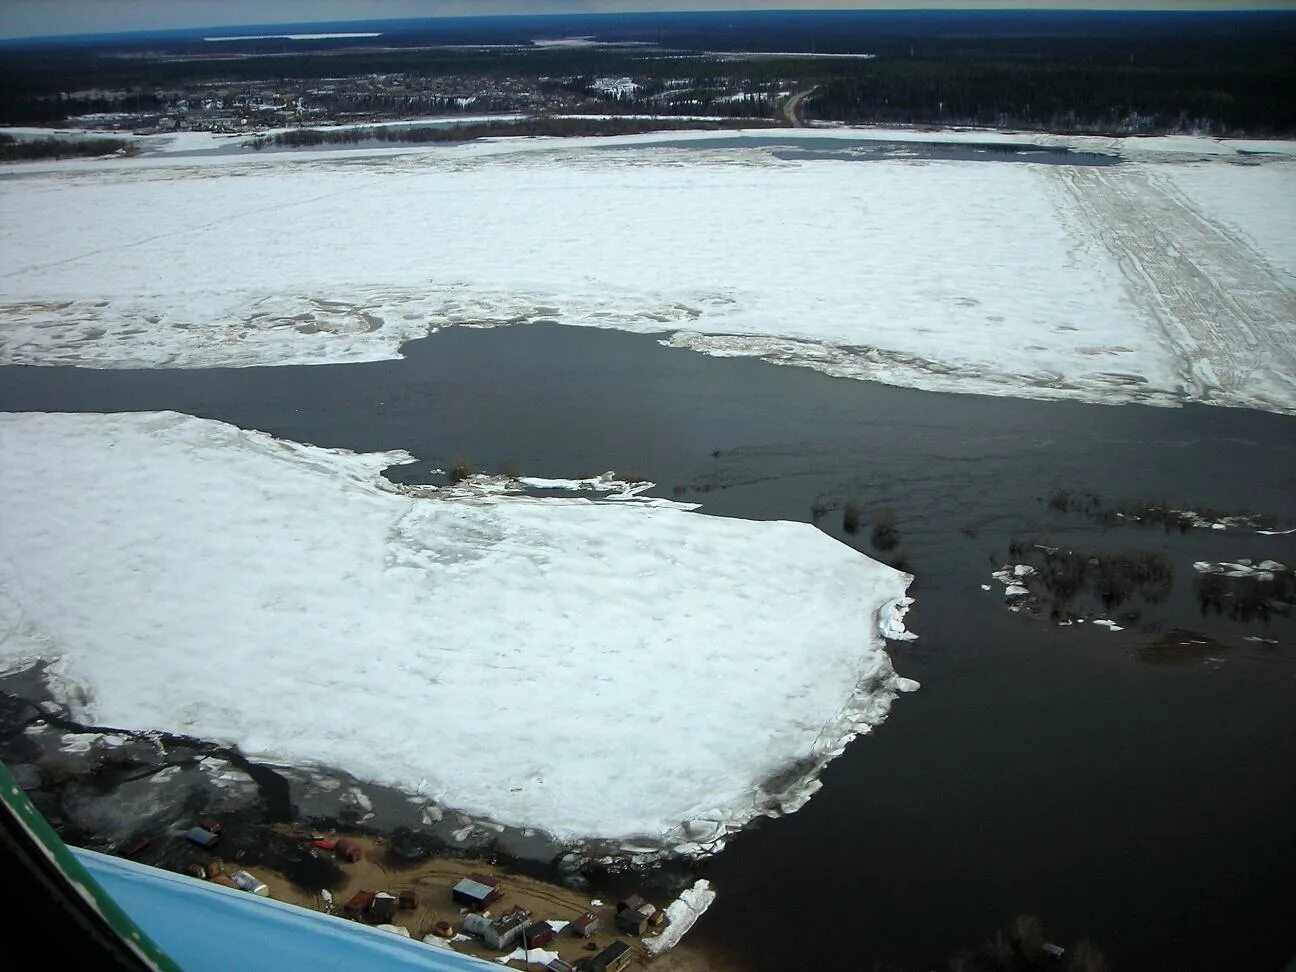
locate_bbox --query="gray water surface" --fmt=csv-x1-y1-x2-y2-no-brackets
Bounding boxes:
2,323,1293,971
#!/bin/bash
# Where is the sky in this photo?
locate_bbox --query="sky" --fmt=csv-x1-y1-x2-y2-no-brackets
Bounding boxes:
2,0,1292,40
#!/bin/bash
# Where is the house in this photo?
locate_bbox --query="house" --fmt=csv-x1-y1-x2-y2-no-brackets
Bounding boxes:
334,838,363,863
343,890,376,918
522,922,555,949
615,908,650,935
570,912,600,937
485,908,531,950
398,889,418,911
369,892,397,924
546,961,574,972
452,876,503,910
463,908,531,950
615,895,645,914
589,941,632,972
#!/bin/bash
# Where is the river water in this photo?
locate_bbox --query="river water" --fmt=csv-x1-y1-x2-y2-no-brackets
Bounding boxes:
2,322,1293,970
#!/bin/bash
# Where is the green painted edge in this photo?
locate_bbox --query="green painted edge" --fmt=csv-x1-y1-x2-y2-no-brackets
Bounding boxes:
0,758,184,972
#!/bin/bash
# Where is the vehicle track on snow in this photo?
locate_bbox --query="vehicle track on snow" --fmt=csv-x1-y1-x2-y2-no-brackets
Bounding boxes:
1053,164,1296,413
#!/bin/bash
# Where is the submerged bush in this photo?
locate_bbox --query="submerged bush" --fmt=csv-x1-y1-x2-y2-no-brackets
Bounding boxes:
946,913,1106,972
1007,540,1175,616
843,502,862,534
871,507,900,551
447,458,474,484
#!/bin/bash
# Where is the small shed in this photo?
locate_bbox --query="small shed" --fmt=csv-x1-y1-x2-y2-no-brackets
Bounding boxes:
398,889,418,911
184,826,219,849
462,913,493,939
615,907,650,935
484,908,530,950
546,961,574,972
334,838,363,863
590,940,633,972
452,876,502,910
343,890,376,919
369,892,397,924
570,912,600,938
522,922,555,949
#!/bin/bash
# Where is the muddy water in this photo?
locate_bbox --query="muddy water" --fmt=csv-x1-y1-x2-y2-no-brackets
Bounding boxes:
2,322,1294,970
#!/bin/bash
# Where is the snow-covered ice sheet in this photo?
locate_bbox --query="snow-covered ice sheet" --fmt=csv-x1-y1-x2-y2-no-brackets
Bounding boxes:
0,411,916,851
1150,162,1296,282
644,879,717,956
1,129,1292,412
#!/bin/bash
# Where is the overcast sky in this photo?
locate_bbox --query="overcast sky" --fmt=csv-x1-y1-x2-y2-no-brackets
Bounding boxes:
3,0,1292,40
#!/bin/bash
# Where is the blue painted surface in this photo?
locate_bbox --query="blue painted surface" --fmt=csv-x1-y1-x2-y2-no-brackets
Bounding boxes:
73,848,494,972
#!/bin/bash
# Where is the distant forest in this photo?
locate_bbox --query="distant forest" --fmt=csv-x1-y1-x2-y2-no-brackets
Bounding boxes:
1,10,1293,136
804,58,1294,135
0,132,130,160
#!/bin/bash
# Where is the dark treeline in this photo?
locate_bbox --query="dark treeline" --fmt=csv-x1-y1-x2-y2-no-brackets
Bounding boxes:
0,90,165,126
1,10,1292,135
0,133,130,160
806,59,1295,136
248,115,783,149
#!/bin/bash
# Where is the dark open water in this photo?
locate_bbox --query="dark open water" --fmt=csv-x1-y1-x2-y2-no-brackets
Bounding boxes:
3,323,1294,971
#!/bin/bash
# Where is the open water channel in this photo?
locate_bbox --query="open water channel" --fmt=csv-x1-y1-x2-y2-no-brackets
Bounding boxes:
2,322,1293,970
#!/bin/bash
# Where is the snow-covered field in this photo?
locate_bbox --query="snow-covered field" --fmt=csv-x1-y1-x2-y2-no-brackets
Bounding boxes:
1,127,1292,412
0,411,916,852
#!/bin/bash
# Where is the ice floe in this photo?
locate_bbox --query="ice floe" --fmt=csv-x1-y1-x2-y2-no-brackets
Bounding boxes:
0,411,916,853
1193,559,1288,581
644,879,717,956
1,128,1292,412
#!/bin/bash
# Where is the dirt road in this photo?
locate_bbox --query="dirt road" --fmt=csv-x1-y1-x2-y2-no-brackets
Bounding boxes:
780,90,812,127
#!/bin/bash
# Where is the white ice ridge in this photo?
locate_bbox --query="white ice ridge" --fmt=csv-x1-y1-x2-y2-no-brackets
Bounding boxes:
1,129,1293,413
0,411,917,852
644,879,718,957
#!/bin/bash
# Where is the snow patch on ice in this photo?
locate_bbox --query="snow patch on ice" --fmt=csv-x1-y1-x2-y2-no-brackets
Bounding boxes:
0,411,916,852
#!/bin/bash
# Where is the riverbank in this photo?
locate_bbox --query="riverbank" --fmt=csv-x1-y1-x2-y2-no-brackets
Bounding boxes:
239,830,728,971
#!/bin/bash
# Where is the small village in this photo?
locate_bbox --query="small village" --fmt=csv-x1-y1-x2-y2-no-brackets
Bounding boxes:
179,820,680,972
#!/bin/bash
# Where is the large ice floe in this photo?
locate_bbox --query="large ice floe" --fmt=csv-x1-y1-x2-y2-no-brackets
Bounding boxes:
0,411,916,854
1,127,1293,413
